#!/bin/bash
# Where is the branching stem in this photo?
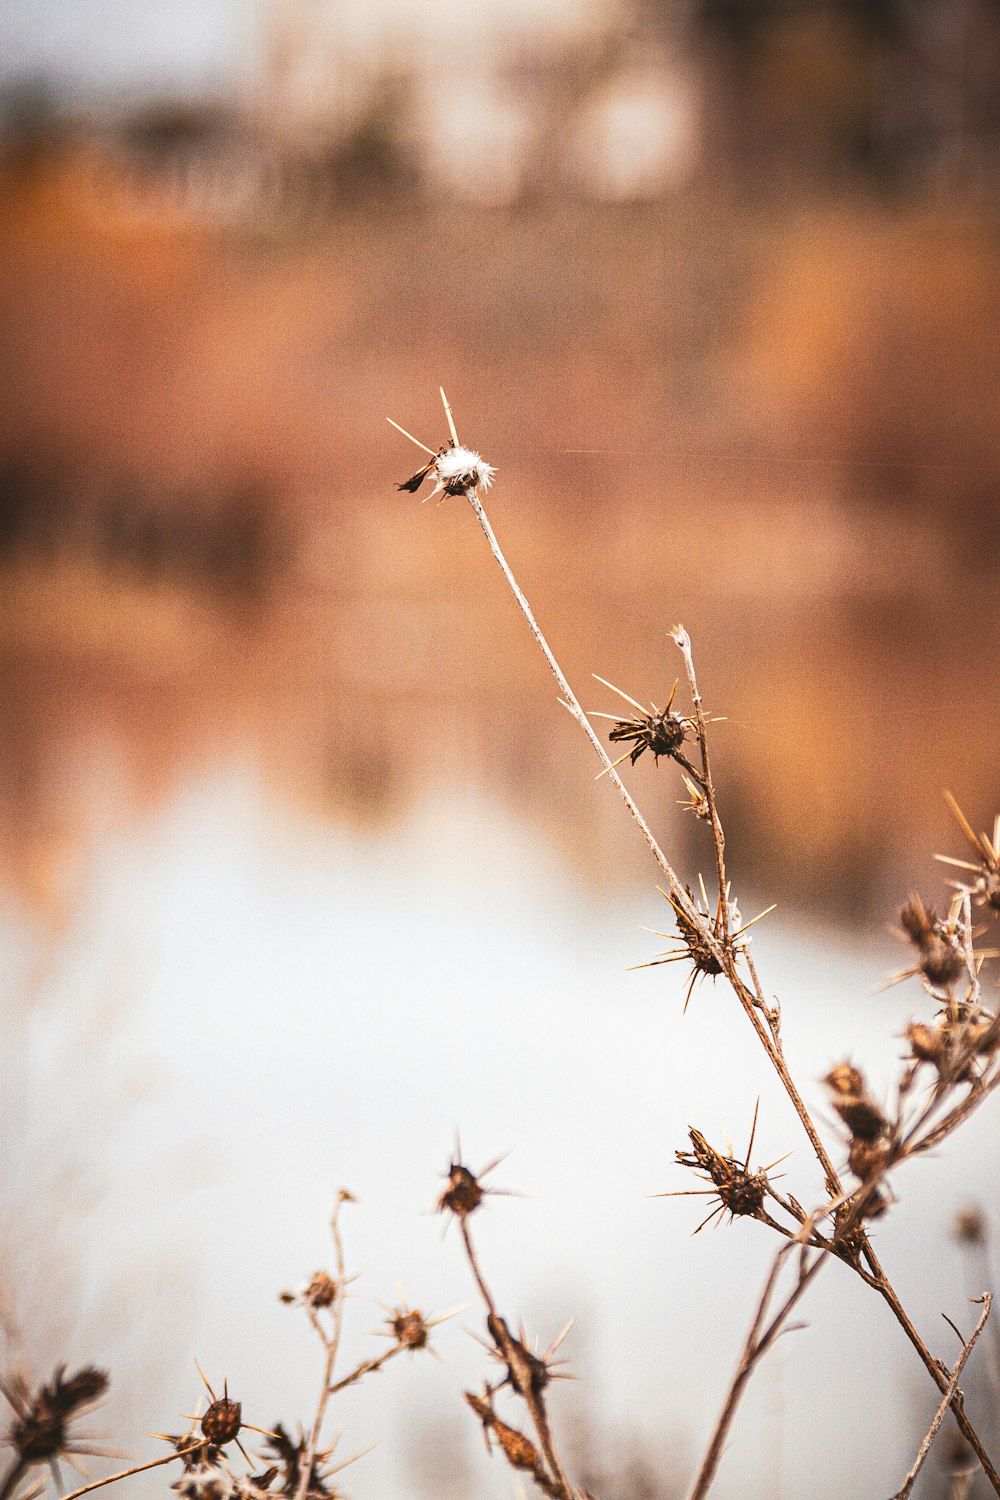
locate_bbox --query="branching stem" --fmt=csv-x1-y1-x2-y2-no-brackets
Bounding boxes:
294,1194,350,1500
460,480,1000,1494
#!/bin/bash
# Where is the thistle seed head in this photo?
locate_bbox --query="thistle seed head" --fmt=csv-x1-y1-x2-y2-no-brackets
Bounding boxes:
391,1309,429,1350
438,1161,485,1219
201,1398,242,1447
823,1064,890,1142
2,1365,109,1467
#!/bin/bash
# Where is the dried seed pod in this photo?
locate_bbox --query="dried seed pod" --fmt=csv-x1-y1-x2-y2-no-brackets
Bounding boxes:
899,895,935,946
893,893,965,989
201,1398,242,1447
3,1365,109,1467
392,1309,429,1350
487,1314,551,1398
905,1022,948,1064
672,1125,774,1232
953,1207,987,1245
848,1136,891,1183
939,794,1000,916
438,1162,484,1219
822,1064,889,1141
464,1393,542,1474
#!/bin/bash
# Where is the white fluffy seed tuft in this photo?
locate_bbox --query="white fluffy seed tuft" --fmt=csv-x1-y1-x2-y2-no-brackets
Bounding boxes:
433,446,495,495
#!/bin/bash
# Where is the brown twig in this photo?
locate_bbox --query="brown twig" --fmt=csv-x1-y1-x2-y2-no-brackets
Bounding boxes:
399,401,1000,1492
294,1192,350,1500
54,1447,202,1500
890,1295,992,1500
458,1219,576,1500
673,629,728,937
686,1244,823,1500
327,1343,404,1397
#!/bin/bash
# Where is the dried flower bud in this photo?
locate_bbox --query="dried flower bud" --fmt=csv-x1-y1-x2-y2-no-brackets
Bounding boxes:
493,1418,542,1473
487,1314,551,1398
398,446,495,500
899,895,935,946
438,1162,485,1219
3,1365,109,1466
392,1310,429,1350
954,1207,987,1246
464,1393,541,1473
848,1136,891,1183
905,1022,948,1063
201,1398,242,1447
822,1065,889,1142
280,1272,339,1310
173,1465,234,1500
675,1127,770,1230
895,894,964,988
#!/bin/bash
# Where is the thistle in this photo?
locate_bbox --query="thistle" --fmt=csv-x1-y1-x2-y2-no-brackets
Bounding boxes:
388,390,495,503
938,791,1000,916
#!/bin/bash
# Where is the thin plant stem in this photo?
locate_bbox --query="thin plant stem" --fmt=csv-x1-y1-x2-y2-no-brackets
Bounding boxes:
687,1244,823,1500
294,1194,350,1500
459,480,1000,1493
0,1460,28,1500
891,1295,992,1500
54,1447,201,1500
465,490,685,900
674,629,728,937
328,1343,404,1397
458,1219,575,1500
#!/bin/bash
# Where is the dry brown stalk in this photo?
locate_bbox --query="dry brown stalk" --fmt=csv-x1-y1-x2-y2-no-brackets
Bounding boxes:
890,1294,992,1500
291,1192,353,1500
456,1216,576,1500
52,1449,206,1500
686,1244,824,1500
387,391,1000,1493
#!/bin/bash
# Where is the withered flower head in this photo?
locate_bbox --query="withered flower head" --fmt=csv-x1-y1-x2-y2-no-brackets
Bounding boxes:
891,893,965,990
262,1424,337,1500
1,1364,109,1476
464,1392,542,1475
954,1206,988,1246
483,1314,572,1399
202,1399,242,1448
668,1119,781,1234
678,773,711,822
638,880,772,1013
823,1063,890,1142
437,1151,509,1220
847,1136,891,1183
939,793,1000,916
438,1162,484,1219
185,1370,277,1471
279,1272,338,1311
233,1473,278,1500
592,675,698,778
172,1463,235,1500
902,1014,995,1085
388,394,494,503
390,1309,429,1350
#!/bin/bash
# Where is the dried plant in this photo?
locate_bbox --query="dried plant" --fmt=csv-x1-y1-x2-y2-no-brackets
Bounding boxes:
5,385,1000,1500
0,1194,454,1500
389,387,1000,1497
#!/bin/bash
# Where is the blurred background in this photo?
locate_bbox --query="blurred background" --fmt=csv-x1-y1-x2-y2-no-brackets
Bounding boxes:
1,1,999,1496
